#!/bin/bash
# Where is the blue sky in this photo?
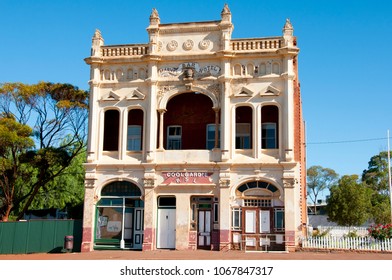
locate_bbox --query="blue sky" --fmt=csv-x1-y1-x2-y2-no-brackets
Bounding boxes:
0,0,391,178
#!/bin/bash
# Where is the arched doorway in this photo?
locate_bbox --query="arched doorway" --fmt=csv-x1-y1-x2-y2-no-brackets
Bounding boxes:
95,181,144,250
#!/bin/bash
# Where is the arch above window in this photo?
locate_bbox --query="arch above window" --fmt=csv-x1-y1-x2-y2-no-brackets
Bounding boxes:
237,181,278,193
101,181,141,196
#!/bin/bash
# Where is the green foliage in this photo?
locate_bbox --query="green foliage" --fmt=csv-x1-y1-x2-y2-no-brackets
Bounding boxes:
369,192,391,224
307,165,338,214
344,230,358,238
362,151,391,195
0,82,88,221
0,114,34,156
312,228,330,237
30,150,85,211
0,114,35,220
326,175,372,227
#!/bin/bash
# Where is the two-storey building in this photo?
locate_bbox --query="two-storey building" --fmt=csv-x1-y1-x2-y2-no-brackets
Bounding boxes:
81,4,306,252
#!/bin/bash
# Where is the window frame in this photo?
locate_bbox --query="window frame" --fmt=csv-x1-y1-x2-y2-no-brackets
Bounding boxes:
235,123,251,149
262,122,277,149
167,125,182,150
206,124,220,150
127,125,142,151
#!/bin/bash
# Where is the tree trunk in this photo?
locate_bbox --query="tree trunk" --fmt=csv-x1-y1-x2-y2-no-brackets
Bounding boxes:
1,205,12,221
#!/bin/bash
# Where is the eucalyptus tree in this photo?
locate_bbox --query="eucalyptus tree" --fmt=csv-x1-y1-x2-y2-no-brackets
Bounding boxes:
306,165,338,215
0,82,88,221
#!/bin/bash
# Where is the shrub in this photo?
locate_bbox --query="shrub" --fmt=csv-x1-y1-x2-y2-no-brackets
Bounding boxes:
368,224,392,240
312,228,330,237
345,230,358,238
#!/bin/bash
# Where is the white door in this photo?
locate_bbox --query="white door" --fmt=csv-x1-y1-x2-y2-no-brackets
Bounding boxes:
260,210,270,233
245,210,256,233
198,210,211,248
157,209,176,249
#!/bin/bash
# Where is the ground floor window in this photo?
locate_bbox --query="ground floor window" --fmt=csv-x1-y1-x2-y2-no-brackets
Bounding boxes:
274,208,284,232
231,208,242,230
95,181,144,250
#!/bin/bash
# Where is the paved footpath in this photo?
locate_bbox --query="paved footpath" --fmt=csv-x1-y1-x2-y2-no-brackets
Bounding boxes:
1,249,392,260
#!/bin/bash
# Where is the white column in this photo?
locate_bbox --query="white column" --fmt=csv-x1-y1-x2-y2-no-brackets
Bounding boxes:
158,109,166,150
86,66,101,163
146,62,159,161
283,55,295,162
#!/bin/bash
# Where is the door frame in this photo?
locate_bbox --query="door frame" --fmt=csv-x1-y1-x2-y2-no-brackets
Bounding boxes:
156,196,176,249
197,209,212,250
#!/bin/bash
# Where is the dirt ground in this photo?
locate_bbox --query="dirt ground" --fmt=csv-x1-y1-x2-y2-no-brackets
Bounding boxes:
1,249,392,260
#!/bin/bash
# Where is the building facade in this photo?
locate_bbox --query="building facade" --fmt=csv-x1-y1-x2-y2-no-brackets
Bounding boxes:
81,5,306,252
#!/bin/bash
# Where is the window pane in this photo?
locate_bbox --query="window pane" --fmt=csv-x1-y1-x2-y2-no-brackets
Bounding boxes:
127,125,141,151
274,208,285,230
96,207,123,240
236,123,251,149
167,126,182,149
206,124,220,149
262,123,276,149
232,208,241,230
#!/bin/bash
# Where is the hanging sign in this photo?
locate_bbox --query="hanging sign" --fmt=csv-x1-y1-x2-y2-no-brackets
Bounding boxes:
162,172,213,185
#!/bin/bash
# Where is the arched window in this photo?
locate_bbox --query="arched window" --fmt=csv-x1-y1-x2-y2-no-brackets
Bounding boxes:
234,64,242,76
259,63,266,75
235,106,252,149
103,110,119,151
261,105,279,149
127,109,144,151
247,63,254,76
272,62,280,74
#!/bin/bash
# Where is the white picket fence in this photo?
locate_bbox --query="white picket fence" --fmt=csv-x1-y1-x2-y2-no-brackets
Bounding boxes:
301,236,392,251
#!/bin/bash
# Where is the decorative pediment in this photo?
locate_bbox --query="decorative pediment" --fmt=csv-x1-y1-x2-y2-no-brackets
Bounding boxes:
126,89,145,100
234,86,254,97
260,85,281,96
101,90,121,101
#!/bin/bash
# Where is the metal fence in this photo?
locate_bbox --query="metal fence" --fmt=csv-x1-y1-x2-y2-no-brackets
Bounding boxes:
0,219,82,254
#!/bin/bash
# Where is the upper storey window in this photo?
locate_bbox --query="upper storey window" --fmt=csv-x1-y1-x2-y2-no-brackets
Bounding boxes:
127,109,144,151
235,106,252,149
261,105,279,149
206,124,220,150
236,123,251,149
103,110,119,151
127,126,142,151
262,123,277,149
167,126,182,150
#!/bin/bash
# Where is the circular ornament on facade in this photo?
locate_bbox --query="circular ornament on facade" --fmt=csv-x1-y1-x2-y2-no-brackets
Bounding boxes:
199,39,210,50
182,39,194,51
167,40,178,51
